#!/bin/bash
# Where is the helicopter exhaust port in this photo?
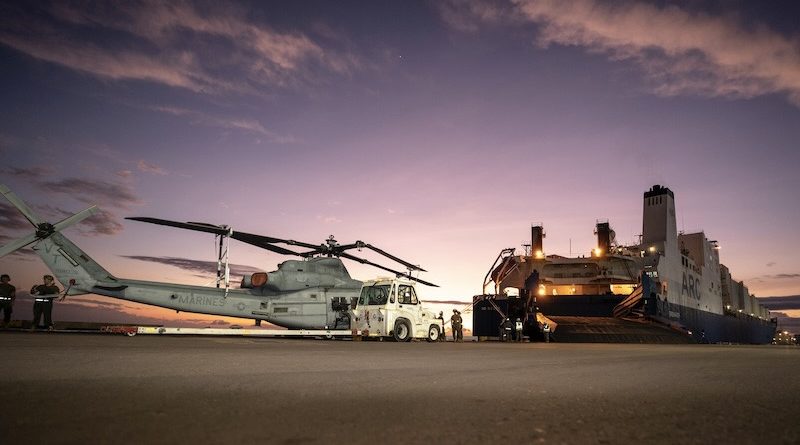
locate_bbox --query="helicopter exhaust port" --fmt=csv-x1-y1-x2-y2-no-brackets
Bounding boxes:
241,272,268,288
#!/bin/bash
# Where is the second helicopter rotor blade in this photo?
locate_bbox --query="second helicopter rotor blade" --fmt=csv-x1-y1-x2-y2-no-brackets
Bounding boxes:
339,252,438,287
231,232,306,256
360,243,427,272
403,275,439,287
126,217,230,236
339,251,406,276
251,236,321,251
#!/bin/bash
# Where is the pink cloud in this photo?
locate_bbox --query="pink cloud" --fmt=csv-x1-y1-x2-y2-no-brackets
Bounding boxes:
137,160,168,176
443,0,800,106
150,105,295,142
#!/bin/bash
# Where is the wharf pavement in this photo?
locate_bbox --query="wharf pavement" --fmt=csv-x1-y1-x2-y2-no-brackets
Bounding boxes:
1,331,799,444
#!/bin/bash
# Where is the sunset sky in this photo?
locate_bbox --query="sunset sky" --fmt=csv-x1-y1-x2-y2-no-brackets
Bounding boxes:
1,0,799,329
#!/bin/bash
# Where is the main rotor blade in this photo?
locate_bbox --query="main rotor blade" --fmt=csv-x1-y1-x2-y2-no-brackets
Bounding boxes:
268,237,321,250
231,232,306,256
360,243,426,272
339,252,438,287
0,232,39,258
128,217,318,256
402,275,439,288
127,217,230,236
228,230,320,250
187,221,226,229
0,184,44,227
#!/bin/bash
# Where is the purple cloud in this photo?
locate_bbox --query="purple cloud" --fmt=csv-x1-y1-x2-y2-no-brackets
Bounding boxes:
4,166,57,179
38,178,142,210
0,201,31,231
0,1,362,94
759,295,800,310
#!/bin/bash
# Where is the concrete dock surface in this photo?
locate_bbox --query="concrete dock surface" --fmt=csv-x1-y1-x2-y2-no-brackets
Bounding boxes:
1,332,798,444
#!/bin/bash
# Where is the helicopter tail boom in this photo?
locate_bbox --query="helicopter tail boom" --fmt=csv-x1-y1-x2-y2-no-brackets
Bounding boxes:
34,233,118,295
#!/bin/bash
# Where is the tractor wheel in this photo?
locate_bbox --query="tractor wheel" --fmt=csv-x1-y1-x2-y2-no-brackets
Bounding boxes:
426,324,440,342
393,319,412,342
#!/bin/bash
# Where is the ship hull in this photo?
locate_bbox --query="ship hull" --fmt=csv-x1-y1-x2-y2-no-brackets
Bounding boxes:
669,302,776,344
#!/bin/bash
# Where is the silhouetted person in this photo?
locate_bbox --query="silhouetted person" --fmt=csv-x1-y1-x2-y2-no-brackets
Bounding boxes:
30,275,60,330
450,309,463,342
500,318,513,342
524,269,539,305
0,274,15,328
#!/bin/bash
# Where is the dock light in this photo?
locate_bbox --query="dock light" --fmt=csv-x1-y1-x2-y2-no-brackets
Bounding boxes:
538,285,546,296
725,304,731,310
534,250,544,259
648,246,656,253
738,309,743,313
785,331,789,335
593,248,603,257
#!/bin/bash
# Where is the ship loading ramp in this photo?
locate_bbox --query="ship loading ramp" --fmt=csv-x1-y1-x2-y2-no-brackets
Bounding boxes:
472,292,693,343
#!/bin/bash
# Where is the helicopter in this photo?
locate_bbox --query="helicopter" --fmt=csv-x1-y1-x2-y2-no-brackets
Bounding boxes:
0,184,436,329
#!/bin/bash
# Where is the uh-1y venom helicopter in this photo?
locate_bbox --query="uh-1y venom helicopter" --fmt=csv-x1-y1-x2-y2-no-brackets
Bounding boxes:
0,184,437,329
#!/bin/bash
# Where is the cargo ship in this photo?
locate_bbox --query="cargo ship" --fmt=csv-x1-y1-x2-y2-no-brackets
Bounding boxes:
473,185,777,344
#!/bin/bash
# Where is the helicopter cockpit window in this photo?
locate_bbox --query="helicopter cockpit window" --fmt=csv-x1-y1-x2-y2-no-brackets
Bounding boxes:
398,285,418,305
360,285,390,306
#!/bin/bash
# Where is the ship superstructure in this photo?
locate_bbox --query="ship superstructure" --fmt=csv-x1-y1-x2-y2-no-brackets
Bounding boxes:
474,185,776,343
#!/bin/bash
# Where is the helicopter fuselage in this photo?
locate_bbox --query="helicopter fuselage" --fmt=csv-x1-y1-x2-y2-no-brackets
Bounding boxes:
26,232,361,329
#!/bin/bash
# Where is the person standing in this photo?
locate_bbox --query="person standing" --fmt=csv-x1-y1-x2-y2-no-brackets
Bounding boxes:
524,269,539,306
0,274,15,328
503,318,514,342
543,322,551,343
450,309,463,342
30,275,61,330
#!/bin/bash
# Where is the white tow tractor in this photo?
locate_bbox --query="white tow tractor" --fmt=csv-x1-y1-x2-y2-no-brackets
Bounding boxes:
352,278,444,342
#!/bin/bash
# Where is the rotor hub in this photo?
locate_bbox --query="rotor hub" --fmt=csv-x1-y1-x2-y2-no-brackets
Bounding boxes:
35,222,55,239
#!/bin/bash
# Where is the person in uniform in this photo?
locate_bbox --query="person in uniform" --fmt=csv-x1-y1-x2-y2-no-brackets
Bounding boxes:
500,318,513,342
542,322,551,343
30,275,61,330
450,309,463,342
0,274,15,328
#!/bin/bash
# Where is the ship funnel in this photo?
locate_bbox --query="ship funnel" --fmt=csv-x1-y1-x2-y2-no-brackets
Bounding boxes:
531,224,544,258
594,221,614,257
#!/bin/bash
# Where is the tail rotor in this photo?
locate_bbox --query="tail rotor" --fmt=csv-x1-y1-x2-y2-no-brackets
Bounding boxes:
0,184,98,257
